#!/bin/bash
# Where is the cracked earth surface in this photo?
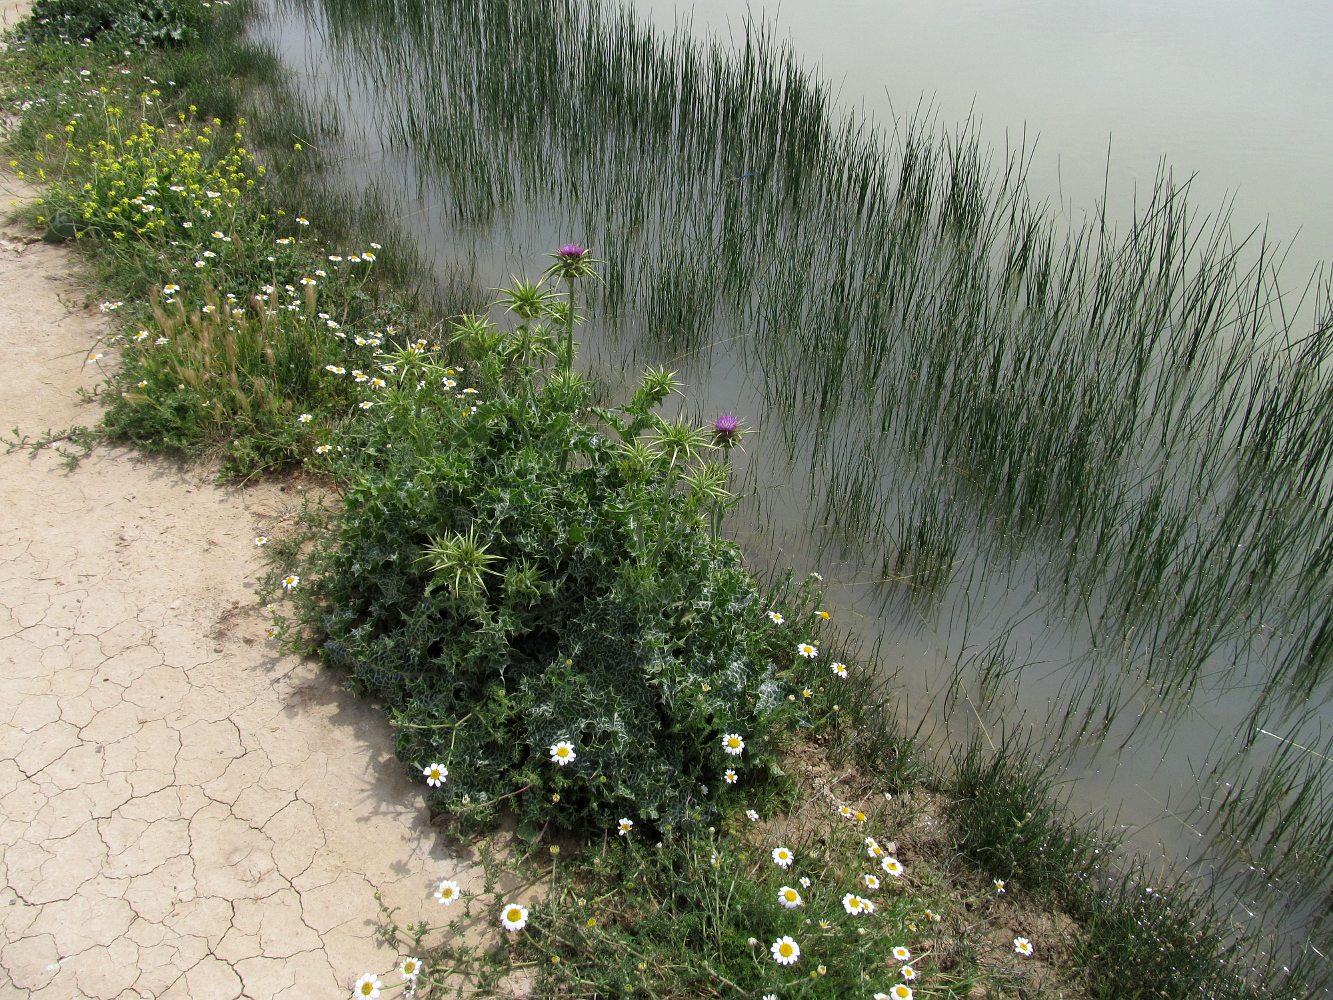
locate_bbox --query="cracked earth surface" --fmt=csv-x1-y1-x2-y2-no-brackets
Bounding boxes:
0,71,463,1000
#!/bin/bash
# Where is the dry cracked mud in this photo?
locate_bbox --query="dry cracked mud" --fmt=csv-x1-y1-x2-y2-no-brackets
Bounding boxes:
0,58,471,999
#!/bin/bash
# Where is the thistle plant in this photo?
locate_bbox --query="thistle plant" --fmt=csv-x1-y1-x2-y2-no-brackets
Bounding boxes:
711,413,748,476
543,244,603,370
497,277,560,376
683,460,736,539
649,415,713,477
420,526,503,598
496,276,558,321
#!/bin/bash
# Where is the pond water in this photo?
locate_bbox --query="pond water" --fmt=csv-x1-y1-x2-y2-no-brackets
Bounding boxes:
252,0,1333,972
633,0,1333,296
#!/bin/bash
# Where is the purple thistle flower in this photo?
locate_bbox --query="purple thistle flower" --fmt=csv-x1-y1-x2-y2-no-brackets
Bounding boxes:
544,243,599,288
712,413,743,448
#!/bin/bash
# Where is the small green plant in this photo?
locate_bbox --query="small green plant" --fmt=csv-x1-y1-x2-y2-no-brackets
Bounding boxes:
948,734,1108,901
18,0,204,47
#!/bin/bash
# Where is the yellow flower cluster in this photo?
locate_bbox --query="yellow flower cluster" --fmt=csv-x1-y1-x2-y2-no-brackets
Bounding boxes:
58,108,262,238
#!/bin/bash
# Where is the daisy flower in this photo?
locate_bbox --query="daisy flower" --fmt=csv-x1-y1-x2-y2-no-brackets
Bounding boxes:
994,879,1006,894
434,879,460,905
841,893,867,915
358,401,375,410
771,846,794,869
777,885,803,909
862,873,881,891
501,903,529,932
770,936,800,966
723,769,738,785
399,957,421,979
745,809,760,822
865,837,884,858
767,610,784,624
281,574,300,591
721,733,745,756
830,662,848,679
890,986,913,1000
617,818,634,836
881,856,905,878
297,413,313,423
798,876,811,889
353,973,383,998
892,946,911,962
422,763,447,787
550,741,576,766
796,642,818,659
254,536,268,546
816,609,830,620
802,688,813,699
900,966,916,981
1014,937,1033,956
315,444,332,455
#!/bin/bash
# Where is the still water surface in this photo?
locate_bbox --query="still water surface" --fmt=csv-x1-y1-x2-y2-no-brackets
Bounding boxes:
253,0,1333,966
633,0,1333,295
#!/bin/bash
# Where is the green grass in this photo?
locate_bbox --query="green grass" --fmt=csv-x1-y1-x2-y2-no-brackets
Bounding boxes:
948,733,1320,999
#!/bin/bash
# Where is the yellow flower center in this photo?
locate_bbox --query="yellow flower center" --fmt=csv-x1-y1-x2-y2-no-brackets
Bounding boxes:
507,908,522,922
780,943,793,957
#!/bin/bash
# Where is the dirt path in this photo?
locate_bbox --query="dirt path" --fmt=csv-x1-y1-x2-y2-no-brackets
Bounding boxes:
0,166,461,1000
